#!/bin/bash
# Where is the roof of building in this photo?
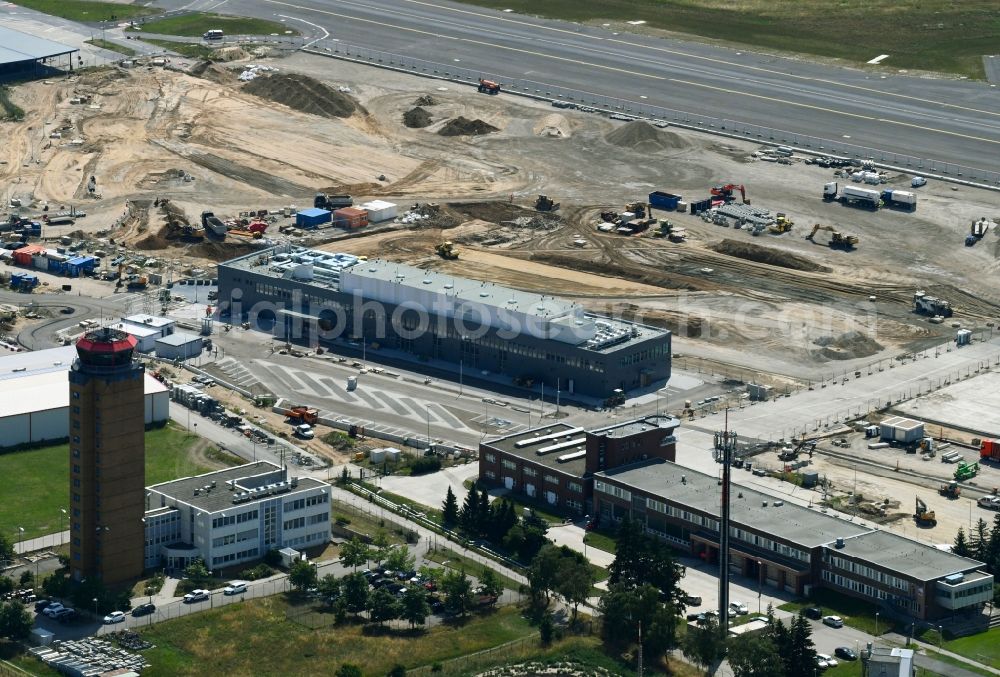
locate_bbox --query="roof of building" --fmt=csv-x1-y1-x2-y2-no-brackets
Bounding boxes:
122,314,174,329
110,321,161,338
0,369,167,418
881,416,923,430
484,422,589,476
0,26,77,67
0,346,76,381
597,460,986,580
155,332,201,347
297,208,329,217
834,530,986,581
590,415,679,439
147,461,330,513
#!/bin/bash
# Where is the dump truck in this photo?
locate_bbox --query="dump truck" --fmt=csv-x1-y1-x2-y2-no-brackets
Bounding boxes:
10,272,39,291
286,406,318,424
913,291,952,318
823,182,881,209
201,211,228,237
980,439,1000,462
477,78,501,94
914,497,936,526
955,461,979,481
436,241,458,260
314,193,353,210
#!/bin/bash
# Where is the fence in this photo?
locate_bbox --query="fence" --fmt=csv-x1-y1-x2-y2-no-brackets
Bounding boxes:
302,39,1000,189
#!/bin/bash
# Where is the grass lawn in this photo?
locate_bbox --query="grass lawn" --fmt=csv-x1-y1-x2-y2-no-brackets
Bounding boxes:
943,626,1000,669
332,499,410,546
139,596,534,676
425,547,523,592
583,529,617,555
10,0,158,22
451,0,996,78
141,39,217,60
0,423,234,541
129,12,298,38
922,649,993,677
84,38,137,57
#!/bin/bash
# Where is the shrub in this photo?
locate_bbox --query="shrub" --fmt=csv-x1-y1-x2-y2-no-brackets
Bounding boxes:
409,456,441,476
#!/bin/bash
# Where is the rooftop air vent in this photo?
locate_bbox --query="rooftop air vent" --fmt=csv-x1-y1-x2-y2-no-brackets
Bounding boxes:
835,537,845,549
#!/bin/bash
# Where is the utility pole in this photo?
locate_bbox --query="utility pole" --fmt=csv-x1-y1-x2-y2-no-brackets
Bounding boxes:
716,408,735,637
637,620,643,677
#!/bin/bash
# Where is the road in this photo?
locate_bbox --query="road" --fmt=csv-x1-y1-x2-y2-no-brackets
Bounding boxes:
153,0,1000,175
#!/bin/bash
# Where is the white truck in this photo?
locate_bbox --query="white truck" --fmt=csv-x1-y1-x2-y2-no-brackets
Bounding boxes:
824,182,882,209
294,424,315,439
881,189,917,210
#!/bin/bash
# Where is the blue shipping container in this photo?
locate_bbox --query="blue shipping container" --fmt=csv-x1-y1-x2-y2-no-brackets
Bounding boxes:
296,208,332,229
648,191,681,210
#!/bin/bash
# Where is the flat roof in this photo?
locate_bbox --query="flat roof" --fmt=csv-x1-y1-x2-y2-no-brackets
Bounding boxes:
598,460,986,579
590,415,679,439
0,346,76,381
0,26,77,67
485,422,588,475
881,416,923,430
123,314,174,329
0,368,167,418
110,321,161,338
148,461,329,513
155,332,201,347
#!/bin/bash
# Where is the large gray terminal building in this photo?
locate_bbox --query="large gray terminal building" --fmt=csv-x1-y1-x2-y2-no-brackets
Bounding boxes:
217,246,670,397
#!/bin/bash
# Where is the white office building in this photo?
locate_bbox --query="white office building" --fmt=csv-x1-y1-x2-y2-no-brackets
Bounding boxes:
143,461,331,571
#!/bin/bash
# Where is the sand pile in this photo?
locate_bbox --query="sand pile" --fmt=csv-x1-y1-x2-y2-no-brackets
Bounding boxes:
189,60,237,84
210,46,249,62
403,106,432,128
243,73,363,118
437,117,498,137
709,239,830,273
605,120,690,150
533,113,570,138
813,331,883,360
413,95,437,106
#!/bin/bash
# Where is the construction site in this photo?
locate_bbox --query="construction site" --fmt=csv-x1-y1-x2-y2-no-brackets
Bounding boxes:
3,46,1000,539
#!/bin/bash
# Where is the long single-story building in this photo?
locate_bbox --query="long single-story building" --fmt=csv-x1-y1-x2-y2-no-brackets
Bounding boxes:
593,459,993,621
0,26,78,81
217,246,671,398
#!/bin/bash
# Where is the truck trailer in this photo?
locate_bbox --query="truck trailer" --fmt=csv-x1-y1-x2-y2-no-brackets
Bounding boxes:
881,189,917,210
981,439,1000,463
840,184,882,209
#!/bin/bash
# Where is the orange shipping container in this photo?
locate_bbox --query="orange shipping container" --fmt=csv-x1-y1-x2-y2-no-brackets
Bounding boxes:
334,207,368,229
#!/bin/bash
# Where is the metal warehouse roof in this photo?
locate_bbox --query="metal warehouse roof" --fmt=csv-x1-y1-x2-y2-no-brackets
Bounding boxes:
0,369,167,418
0,26,77,67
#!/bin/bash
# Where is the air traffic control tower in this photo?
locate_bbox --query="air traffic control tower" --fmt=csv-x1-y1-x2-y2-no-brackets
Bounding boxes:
68,328,146,585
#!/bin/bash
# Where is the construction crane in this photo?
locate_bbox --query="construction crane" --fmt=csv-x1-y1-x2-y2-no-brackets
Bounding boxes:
806,223,858,250
914,497,937,527
710,183,749,204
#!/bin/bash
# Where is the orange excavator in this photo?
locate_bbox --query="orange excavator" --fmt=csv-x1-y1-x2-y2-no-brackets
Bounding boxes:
710,183,749,204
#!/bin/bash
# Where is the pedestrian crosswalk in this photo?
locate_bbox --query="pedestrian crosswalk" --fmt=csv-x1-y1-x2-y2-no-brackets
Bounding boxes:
213,357,263,390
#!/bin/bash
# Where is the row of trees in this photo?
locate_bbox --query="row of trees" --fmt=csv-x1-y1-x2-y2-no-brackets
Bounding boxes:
684,609,819,677
442,486,549,561
953,512,1000,580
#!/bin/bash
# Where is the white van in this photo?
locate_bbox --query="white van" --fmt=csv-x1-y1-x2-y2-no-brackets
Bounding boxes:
203,29,224,41
295,424,315,439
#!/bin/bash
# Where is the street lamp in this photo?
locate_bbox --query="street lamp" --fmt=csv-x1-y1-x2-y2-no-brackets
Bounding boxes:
16,526,24,554
60,509,67,547
93,597,98,618
875,611,880,636
756,560,763,615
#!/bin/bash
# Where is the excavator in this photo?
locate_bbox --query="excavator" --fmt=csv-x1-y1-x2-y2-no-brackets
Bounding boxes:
436,241,458,260
710,183,749,205
806,223,858,250
914,496,937,527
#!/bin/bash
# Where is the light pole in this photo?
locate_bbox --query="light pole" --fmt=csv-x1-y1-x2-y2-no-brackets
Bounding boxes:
875,612,879,637
757,560,763,615
93,597,98,618
60,509,67,546
16,526,24,555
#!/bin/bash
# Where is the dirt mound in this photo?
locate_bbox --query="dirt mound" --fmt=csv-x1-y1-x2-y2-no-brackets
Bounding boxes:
210,46,249,62
709,239,830,273
604,120,689,151
413,95,437,106
403,106,432,128
533,113,570,138
437,117,498,137
189,60,237,84
243,73,363,118
813,331,883,360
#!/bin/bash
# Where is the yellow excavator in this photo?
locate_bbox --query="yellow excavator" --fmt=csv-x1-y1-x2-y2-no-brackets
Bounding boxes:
914,496,937,527
436,241,459,260
806,223,858,250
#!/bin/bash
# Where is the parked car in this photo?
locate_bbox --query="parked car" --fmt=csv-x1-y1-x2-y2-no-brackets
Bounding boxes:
54,609,78,623
103,611,126,625
729,601,749,615
294,424,314,439
835,646,857,661
683,594,703,606
132,603,156,617
42,603,66,618
34,599,52,613
911,176,927,188
686,613,701,621
223,582,248,596
183,589,210,603
818,652,839,667
803,606,822,620
822,615,844,628
815,655,830,670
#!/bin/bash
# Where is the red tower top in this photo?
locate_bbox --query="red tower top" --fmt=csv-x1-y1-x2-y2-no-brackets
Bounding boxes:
75,327,138,369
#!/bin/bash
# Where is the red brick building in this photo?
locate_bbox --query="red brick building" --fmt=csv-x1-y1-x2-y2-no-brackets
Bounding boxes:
477,415,679,515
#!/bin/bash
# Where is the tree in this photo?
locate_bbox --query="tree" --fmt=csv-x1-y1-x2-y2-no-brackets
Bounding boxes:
372,531,392,566
527,544,563,607
727,632,785,677
682,618,725,675
340,537,372,571
953,527,972,558
318,574,341,605
0,534,13,565
488,499,517,543
385,545,416,574
986,513,1000,574
335,664,363,677
459,485,479,535
441,569,474,617
387,665,407,677
368,588,401,626
598,583,636,649
289,559,317,593
18,570,33,588
400,586,430,628
0,600,32,640
554,552,593,621
477,567,503,606
786,613,818,677
517,511,550,561
342,572,370,616
539,612,554,645
0,576,13,597
184,558,211,586
970,518,990,563
442,486,459,528
476,488,492,536
608,518,683,606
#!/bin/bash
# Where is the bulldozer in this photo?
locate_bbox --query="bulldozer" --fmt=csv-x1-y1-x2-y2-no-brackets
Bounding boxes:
939,481,961,498
914,496,937,527
436,241,458,260
806,223,858,250
768,213,793,234
535,195,560,212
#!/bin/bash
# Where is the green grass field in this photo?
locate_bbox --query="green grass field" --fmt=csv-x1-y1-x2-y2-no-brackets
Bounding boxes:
129,12,298,38
140,596,534,676
10,0,158,22
943,626,1000,669
140,39,217,60
85,38,137,57
0,423,232,541
452,0,997,78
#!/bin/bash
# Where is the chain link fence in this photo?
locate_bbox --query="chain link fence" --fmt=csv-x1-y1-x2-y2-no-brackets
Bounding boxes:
302,39,1000,188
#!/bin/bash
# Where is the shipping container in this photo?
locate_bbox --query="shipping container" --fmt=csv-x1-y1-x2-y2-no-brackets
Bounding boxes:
359,200,398,223
334,207,368,229
648,191,682,210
